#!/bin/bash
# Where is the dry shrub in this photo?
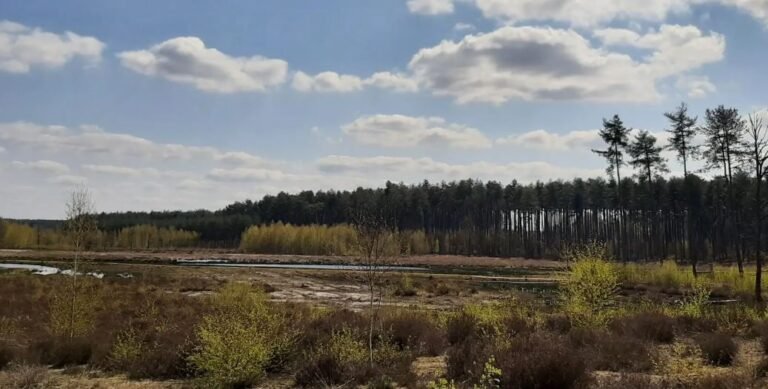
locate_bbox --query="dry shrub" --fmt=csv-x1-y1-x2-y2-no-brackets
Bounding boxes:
610,312,675,343
0,364,49,389
31,337,92,367
495,333,589,389
446,312,478,345
695,332,738,366
596,373,658,389
752,320,768,354
0,342,15,369
295,328,369,387
568,328,653,372
689,371,755,389
544,313,572,334
382,312,446,356
445,337,490,382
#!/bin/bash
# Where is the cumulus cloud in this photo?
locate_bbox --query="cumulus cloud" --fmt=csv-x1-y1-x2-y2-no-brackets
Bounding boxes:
468,0,768,27
206,167,297,182
342,114,492,149
293,71,419,93
407,0,455,15
316,155,602,182
594,24,725,77
363,72,419,92
497,129,601,151
11,159,70,175
0,20,104,73
292,71,364,93
675,75,717,98
118,37,288,93
408,25,724,104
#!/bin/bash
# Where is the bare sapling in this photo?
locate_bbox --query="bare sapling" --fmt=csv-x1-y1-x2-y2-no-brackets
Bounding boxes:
64,186,96,338
352,208,391,367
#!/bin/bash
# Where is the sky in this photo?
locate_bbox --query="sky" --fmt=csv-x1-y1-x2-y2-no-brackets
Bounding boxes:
1,0,767,218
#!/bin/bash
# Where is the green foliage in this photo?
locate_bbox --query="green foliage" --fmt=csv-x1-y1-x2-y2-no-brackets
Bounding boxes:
474,356,502,389
428,378,458,389
680,281,712,318
48,280,101,338
188,283,295,388
561,255,620,327
108,328,144,367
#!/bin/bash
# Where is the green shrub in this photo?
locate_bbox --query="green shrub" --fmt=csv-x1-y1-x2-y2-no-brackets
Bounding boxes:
188,283,295,388
561,256,619,327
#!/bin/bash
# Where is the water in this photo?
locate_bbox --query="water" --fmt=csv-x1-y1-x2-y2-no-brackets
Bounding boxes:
0,263,104,278
176,260,428,272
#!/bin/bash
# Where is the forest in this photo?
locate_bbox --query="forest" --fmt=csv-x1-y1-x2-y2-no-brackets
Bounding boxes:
4,104,766,269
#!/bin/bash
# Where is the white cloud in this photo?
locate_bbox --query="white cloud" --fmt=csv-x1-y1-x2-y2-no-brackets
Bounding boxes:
292,71,418,93
407,0,455,15
471,0,691,27
470,0,768,27
594,24,725,77
408,25,724,104
342,114,492,149
363,72,419,93
118,37,288,93
206,167,299,182
497,129,601,151
0,20,104,73
316,155,601,182
291,71,364,93
676,75,717,98
82,164,160,177
0,122,237,162
50,174,87,186
11,159,70,175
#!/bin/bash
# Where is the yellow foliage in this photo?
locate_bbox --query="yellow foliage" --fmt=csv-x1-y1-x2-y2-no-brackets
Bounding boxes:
561,256,619,328
188,283,295,388
48,280,101,338
239,222,431,256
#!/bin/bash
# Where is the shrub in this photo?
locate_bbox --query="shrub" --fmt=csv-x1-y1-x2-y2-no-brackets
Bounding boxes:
568,329,652,372
294,328,368,387
446,312,478,345
0,364,49,389
188,283,296,387
48,279,101,339
610,312,675,343
696,332,738,366
0,342,14,369
495,334,588,389
445,338,490,382
32,337,92,367
383,312,446,356
561,256,619,327
392,275,417,297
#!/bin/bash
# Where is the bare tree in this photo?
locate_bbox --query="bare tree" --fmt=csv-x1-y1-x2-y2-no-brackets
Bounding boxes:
742,115,768,301
64,186,96,338
352,208,390,367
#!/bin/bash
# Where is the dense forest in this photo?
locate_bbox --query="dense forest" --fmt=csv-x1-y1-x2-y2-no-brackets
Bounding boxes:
3,103,767,267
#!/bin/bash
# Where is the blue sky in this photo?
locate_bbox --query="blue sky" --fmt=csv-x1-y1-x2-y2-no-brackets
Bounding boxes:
1,0,767,218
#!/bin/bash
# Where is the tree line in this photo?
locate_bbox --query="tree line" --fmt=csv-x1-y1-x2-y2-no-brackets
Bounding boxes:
5,104,767,274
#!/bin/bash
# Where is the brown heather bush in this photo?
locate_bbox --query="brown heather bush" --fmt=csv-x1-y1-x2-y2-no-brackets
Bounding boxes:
382,312,446,356
689,371,756,389
0,364,49,389
610,312,676,343
445,337,491,382
696,332,738,366
495,333,589,389
568,328,653,372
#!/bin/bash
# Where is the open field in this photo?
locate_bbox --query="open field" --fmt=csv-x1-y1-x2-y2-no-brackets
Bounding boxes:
2,252,768,388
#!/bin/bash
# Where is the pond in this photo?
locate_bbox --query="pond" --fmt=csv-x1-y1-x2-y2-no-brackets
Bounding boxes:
176,260,429,272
